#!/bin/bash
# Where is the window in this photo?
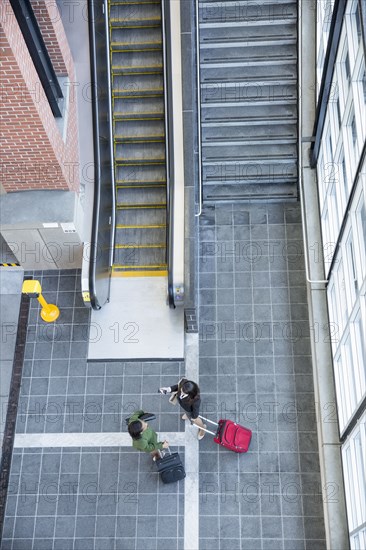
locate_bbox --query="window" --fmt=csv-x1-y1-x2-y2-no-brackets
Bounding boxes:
351,115,357,147
345,52,351,84
354,3,362,43
342,416,366,548
355,192,366,279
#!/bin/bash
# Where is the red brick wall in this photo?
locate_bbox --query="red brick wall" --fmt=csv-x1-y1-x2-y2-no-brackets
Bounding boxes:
0,0,79,192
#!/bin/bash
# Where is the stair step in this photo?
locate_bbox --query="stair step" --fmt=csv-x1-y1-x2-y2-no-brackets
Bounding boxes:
203,182,298,202
201,103,297,123
112,51,162,71
116,164,166,184
110,27,162,50
202,124,297,142
202,143,297,161
200,44,297,64
116,207,166,225
202,161,298,184
199,2,297,25
115,142,165,162
201,82,297,104
114,246,166,267
112,265,167,274
113,74,163,97
200,64,297,84
200,23,296,44
113,97,164,118
116,187,166,205
110,4,161,27
115,226,166,246
115,119,164,140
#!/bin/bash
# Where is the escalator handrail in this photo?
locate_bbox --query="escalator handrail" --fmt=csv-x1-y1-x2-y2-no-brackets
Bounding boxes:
87,0,115,309
161,0,175,308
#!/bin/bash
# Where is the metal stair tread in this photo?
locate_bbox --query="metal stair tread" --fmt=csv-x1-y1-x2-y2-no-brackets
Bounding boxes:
200,19,296,29
116,203,167,208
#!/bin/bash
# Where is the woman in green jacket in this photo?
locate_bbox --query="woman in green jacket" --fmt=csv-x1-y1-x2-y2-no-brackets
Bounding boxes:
128,410,169,460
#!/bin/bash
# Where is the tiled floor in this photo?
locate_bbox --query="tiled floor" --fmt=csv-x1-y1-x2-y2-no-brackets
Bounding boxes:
198,203,326,550
1,203,326,549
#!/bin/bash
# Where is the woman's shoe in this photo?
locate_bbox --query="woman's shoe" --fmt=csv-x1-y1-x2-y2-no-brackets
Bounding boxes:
182,414,188,420
198,425,207,440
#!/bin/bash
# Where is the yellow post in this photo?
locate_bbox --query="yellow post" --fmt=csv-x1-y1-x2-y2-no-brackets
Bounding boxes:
21,280,60,323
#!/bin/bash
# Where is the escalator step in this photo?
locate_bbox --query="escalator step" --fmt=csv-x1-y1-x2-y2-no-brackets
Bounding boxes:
116,204,166,209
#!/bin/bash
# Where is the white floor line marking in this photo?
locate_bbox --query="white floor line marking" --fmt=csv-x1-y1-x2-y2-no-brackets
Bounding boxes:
14,431,185,448
184,333,200,550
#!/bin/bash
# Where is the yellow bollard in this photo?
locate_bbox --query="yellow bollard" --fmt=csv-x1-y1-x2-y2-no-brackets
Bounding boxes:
21,280,60,323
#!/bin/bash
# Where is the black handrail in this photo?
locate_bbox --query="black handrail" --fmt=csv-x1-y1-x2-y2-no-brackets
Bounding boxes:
162,0,176,308
9,0,63,117
87,0,115,310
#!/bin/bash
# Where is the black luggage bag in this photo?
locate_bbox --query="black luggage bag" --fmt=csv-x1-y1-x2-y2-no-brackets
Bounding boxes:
155,448,186,483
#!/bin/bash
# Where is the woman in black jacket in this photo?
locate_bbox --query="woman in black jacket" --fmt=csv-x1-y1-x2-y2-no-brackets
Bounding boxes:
159,378,207,439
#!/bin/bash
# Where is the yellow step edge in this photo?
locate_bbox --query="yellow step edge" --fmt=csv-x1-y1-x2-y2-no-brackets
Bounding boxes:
110,24,161,29
115,161,165,165
115,244,166,249
112,94,164,99
113,263,167,269
112,63,163,68
116,184,165,189
111,43,162,47
116,224,166,228
113,116,164,120
116,203,166,209
112,88,163,93
114,137,165,142
112,270,168,278
110,16,161,22
110,2,161,5
110,2,160,5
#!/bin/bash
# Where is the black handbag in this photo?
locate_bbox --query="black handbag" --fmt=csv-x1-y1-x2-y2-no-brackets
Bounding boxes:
125,412,156,425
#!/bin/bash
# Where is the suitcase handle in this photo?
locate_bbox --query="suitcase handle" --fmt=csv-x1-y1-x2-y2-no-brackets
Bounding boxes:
198,415,219,427
189,419,217,436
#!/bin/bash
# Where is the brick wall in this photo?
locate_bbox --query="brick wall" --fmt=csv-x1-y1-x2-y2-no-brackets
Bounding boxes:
0,0,80,192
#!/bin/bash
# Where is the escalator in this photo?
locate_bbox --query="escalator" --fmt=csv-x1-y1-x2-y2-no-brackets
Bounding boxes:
109,0,168,276
83,0,185,359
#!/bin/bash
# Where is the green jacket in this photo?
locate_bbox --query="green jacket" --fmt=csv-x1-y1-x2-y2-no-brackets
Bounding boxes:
128,410,163,453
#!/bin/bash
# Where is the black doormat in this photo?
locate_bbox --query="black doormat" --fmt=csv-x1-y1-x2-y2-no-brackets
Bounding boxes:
0,293,30,541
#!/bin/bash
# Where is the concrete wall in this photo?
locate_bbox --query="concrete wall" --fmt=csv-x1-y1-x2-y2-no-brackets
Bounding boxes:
299,1,350,548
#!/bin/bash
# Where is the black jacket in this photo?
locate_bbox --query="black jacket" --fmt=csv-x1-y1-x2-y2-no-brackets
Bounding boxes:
170,379,201,420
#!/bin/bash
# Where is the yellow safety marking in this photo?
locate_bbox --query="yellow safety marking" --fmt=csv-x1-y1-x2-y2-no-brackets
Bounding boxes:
114,137,165,142
83,292,91,302
110,2,160,5
110,17,161,23
114,116,164,120
112,270,168,277
116,184,165,189
110,24,161,29
111,43,162,48
112,94,164,99
115,243,166,248
0,262,20,267
116,203,167,209
113,263,166,268
115,160,165,165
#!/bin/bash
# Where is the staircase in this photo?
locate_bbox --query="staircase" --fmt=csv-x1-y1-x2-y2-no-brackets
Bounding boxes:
109,0,167,275
198,0,298,200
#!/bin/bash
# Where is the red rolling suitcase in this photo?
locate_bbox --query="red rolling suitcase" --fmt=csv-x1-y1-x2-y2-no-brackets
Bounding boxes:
194,415,252,453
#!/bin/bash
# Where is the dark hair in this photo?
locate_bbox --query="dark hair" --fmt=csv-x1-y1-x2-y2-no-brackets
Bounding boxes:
128,420,143,440
181,380,200,400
